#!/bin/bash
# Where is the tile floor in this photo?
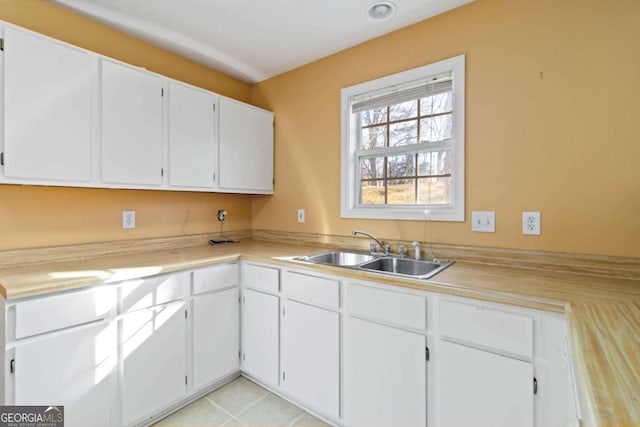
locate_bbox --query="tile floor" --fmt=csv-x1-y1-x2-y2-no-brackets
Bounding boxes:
154,376,331,427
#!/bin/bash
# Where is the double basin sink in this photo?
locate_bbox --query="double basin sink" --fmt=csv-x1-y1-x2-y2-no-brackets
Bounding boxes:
294,250,454,280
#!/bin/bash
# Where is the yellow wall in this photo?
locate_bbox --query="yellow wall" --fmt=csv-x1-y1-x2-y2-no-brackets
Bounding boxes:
0,0,254,250
251,0,640,258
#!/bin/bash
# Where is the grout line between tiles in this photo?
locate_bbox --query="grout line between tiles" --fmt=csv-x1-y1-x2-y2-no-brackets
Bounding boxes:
286,412,306,427
204,389,271,422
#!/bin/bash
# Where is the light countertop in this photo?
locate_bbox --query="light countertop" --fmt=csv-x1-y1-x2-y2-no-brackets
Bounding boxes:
0,239,638,426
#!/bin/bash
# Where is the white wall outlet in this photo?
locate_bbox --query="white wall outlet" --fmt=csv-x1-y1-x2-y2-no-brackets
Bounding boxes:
297,208,305,223
122,211,136,229
471,211,496,232
522,211,541,235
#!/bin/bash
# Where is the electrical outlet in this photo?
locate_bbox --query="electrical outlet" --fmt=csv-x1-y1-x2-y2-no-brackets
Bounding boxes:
471,211,496,232
522,211,541,235
297,209,305,223
217,209,227,222
122,211,136,229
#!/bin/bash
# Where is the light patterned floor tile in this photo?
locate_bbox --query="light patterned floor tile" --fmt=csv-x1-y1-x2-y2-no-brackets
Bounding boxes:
153,398,230,427
236,393,303,427
206,376,269,416
291,413,332,427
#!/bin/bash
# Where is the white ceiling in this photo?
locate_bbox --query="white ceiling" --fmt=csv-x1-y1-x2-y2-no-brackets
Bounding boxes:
51,0,474,83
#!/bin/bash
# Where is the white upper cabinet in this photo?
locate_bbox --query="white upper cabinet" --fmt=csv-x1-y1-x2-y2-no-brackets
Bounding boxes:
101,59,163,186
219,97,274,193
0,23,274,194
2,26,92,182
168,81,217,189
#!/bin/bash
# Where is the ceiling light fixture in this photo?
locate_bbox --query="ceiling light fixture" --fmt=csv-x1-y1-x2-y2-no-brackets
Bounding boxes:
367,1,396,20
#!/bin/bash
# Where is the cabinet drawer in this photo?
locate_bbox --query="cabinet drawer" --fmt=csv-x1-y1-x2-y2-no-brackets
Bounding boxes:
439,300,533,359
121,272,189,313
243,263,279,293
15,287,116,339
348,284,426,330
193,263,240,295
282,271,340,308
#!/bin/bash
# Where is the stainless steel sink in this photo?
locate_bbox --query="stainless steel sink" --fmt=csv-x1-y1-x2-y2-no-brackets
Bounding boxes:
359,257,454,279
294,250,453,280
295,251,376,266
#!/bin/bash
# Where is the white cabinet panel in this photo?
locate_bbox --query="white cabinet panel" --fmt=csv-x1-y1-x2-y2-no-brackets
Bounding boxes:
121,272,189,313
282,271,340,308
440,300,533,358
348,283,425,329
168,81,217,188
219,98,273,193
345,317,426,427
193,263,240,295
15,286,115,339
101,60,162,186
281,300,339,419
439,340,534,427
3,27,92,182
122,300,186,425
243,263,279,293
14,322,116,427
242,289,279,387
193,287,240,389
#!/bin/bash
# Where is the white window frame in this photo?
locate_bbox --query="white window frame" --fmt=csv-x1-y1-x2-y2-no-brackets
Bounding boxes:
340,54,465,221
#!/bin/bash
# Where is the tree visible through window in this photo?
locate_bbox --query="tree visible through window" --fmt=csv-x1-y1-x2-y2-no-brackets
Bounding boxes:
358,88,453,205
341,55,465,221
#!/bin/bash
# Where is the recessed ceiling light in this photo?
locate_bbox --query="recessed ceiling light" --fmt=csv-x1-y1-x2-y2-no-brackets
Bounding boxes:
367,1,396,20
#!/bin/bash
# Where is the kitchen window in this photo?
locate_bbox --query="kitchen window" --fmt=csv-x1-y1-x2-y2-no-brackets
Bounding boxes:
340,55,465,221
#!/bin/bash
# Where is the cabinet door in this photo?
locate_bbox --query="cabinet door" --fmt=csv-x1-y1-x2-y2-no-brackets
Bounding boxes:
218,98,273,193
122,300,186,425
282,300,339,419
168,81,217,188
3,27,92,182
101,60,162,186
439,340,534,427
193,288,240,389
345,317,426,427
242,289,279,387
14,322,116,427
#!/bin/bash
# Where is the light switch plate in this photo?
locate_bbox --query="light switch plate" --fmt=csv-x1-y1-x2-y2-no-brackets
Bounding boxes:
471,211,496,232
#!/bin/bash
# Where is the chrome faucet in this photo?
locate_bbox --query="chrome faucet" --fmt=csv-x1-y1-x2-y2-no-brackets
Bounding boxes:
411,241,422,260
352,230,390,255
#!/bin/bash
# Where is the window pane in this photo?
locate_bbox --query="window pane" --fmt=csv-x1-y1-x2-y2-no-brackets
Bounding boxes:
420,113,452,143
360,156,385,180
389,121,417,147
389,100,417,121
361,107,387,126
388,154,415,178
360,180,386,205
420,91,452,115
388,179,416,204
417,177,451,205
360,125,386,149
418,151,451,176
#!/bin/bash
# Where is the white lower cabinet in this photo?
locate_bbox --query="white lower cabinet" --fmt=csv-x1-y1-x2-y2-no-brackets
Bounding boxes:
2,260,579,427
439,340,534,427
242,289,279,387
193,287,240,389
345,317,426,427
281,299,340,419
14,322,116,427
122,300,187,425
